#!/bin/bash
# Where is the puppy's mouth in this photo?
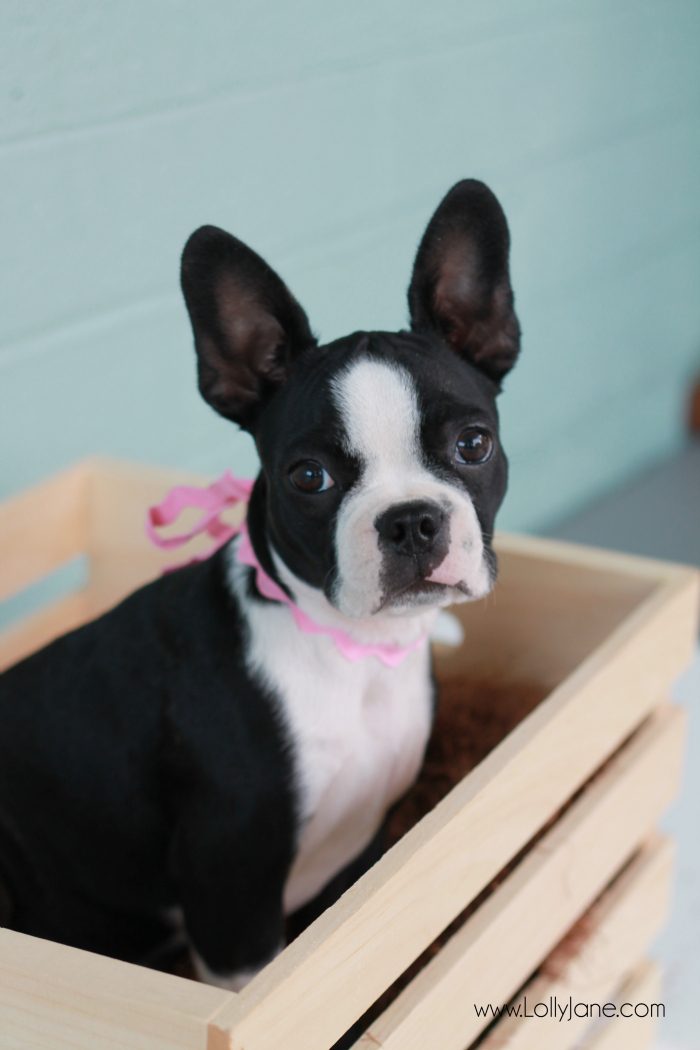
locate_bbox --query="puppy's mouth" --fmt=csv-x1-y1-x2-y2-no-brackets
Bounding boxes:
375,577,471,613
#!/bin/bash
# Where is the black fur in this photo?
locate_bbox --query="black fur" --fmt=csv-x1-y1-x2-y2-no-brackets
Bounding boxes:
409,179,520,382
0,552,296,970
0,179,520,978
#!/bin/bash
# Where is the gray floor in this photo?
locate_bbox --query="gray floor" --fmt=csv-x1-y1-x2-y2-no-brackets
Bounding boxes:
545,440,699,1050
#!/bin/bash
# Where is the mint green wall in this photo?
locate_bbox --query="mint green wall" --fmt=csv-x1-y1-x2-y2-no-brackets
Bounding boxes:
2,1,699,530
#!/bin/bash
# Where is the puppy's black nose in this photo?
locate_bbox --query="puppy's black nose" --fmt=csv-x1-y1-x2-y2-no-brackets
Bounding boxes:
375,500,445,556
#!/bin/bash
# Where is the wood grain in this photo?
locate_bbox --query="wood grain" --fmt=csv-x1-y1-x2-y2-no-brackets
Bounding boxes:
348,710,681,1050
0,927,233,1050
0,461,88,603
477,838,672,1050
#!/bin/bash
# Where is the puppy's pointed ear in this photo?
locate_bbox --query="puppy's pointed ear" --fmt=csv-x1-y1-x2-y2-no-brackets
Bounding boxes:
408,180,520,383
181,226,316,427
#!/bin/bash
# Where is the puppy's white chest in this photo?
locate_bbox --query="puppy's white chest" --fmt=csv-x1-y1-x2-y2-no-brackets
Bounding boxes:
242,597,433,915
281,638,432,913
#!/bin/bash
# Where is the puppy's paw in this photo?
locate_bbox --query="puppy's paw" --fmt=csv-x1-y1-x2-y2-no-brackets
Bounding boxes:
430,610,464,647
192,941,284,992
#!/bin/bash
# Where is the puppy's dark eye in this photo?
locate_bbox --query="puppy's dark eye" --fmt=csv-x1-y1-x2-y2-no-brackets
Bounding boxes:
455,427,493,465
289,460,335,493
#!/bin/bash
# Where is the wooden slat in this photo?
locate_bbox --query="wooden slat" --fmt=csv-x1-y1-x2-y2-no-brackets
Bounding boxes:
477,838,672,1049
581,961,662,1050
0,461,89,602
348,708,681,1050
0,590,90,671
0,927,234,1050
208,591,694,1050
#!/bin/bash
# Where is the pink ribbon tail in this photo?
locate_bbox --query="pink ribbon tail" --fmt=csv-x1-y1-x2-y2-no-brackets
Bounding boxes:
146,471,253,569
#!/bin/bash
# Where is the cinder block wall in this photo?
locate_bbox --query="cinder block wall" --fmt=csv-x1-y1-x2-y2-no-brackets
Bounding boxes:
2,1,699,530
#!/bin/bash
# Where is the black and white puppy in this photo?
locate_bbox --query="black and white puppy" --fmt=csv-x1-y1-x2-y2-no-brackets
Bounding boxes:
0,180,520,989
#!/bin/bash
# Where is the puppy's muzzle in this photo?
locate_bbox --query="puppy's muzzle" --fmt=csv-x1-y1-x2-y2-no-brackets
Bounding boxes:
374,500,453,609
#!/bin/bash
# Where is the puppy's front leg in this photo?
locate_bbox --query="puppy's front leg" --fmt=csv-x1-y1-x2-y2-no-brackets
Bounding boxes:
172,800,291,991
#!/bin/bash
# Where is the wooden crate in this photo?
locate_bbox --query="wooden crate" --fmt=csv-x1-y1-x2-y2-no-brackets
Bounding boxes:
0,458,697,1050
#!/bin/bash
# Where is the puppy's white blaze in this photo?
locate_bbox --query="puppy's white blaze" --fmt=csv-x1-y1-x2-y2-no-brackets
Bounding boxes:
333,358,423,472
331,358,491,617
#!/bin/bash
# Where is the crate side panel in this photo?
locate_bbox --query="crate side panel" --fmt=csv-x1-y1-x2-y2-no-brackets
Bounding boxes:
351,708,681,1050
475,839,672,1049
436,541,662,690
0,462,89,602
0,927,234,1050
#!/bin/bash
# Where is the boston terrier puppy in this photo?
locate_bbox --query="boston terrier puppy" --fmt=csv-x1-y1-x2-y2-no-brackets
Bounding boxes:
0,179,520,989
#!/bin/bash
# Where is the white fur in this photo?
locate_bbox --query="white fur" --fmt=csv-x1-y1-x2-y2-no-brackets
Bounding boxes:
226,546,434,917
331,358,492,617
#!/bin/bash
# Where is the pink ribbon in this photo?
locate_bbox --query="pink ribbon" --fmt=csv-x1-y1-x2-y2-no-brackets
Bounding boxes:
146,471,253,559
146,471,426,667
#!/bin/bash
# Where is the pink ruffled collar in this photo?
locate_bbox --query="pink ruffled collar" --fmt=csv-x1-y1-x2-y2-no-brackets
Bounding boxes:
146,471,426,667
